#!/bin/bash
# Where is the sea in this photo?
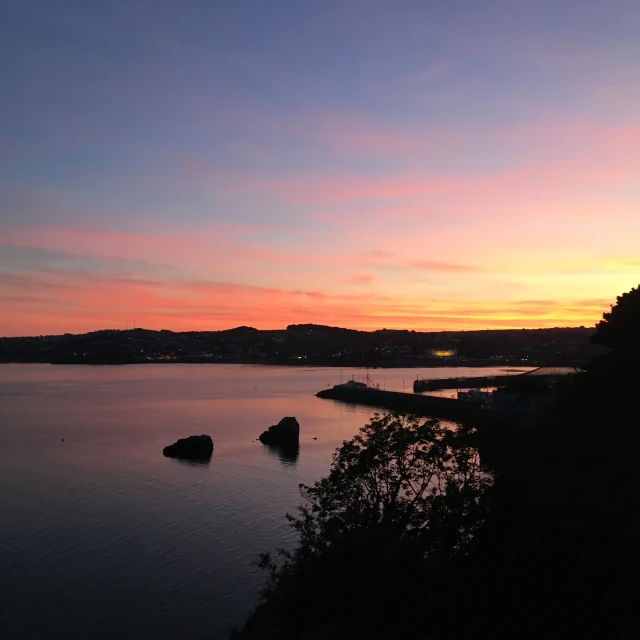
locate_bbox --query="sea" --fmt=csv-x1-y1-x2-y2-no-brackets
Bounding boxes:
0,363,529,639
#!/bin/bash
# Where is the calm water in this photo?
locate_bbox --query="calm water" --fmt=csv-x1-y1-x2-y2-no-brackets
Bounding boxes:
0,364,525,639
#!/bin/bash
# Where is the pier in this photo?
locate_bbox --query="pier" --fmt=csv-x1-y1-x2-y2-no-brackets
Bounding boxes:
316,385,484,422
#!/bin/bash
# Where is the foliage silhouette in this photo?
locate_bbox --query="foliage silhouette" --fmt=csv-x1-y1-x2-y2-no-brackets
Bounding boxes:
235,413,491,639
576,282,640,447
591,284,640,352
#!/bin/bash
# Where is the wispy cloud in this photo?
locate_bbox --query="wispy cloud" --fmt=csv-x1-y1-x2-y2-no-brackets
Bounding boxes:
398,61,455,84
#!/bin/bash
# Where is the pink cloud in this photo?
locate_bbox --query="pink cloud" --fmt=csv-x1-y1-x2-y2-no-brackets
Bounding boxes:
404,258,481,273
1,222,487,282
1,225,180,256
235,132,640,206
347,273,376,285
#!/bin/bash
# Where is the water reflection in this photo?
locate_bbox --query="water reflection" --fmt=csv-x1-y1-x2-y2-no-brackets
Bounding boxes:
168,457,212,468
266,444,300,467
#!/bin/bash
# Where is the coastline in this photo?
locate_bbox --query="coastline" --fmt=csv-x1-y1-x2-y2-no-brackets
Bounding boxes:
0,357,539,368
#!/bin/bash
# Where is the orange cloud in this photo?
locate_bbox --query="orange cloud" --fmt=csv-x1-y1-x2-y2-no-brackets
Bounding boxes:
0,266,612,336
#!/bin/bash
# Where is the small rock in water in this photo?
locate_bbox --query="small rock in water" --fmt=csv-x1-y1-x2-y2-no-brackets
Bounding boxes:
163,434,214,460
258,417,300,446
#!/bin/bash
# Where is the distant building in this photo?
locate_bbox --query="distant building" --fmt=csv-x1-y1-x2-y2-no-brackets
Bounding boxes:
429,348,457,358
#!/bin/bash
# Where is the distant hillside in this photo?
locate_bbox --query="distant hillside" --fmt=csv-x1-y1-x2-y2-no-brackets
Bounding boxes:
0,325,601,366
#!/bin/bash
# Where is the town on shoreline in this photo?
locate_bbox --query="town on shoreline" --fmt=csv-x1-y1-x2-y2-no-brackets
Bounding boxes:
1,323,600,367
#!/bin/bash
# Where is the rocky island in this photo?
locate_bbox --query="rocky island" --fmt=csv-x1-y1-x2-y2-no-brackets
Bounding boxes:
163,435,214,460
258,417,300,446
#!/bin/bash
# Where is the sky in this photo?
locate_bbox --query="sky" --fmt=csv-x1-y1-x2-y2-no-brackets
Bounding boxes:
1,0,639,336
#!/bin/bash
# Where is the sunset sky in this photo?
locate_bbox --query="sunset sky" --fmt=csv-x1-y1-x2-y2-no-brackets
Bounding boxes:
2,0,639,336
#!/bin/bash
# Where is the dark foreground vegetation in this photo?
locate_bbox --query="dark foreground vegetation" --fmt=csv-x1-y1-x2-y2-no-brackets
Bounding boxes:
233,285,640,639
0,325,598,367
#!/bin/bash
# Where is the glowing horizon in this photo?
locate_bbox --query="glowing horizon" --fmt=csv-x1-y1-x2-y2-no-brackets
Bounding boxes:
2,1,639,336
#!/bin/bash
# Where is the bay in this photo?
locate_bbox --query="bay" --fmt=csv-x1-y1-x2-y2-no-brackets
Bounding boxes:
0,363,527,639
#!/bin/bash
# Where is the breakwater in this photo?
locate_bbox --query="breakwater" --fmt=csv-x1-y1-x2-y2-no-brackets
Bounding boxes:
413,375,516,392
316,386,484,422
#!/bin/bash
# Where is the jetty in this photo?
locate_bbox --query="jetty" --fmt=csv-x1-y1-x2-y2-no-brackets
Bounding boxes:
316,385,483,422
317,366,579,424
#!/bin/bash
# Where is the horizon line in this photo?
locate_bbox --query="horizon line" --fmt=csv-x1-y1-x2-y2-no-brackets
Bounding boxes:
1,322,596,339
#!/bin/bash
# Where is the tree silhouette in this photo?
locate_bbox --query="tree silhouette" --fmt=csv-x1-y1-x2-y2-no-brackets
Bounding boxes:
284,413,489,552
236,413,491,639
591,284,640,352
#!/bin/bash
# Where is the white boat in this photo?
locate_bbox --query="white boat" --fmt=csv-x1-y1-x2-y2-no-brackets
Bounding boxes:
341,380,369,389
